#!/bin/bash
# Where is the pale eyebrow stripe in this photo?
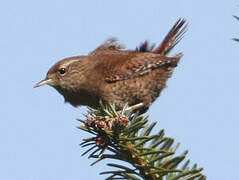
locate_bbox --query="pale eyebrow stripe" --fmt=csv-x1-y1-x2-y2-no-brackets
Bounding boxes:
59,59,80,69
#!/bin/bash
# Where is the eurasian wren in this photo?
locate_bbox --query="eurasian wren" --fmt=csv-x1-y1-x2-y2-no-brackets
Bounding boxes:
35,19,187,113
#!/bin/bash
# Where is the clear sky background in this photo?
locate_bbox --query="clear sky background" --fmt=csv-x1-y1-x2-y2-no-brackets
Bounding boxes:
1,0,238,179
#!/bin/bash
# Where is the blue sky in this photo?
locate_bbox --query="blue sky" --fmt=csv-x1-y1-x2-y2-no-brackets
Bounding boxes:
1,0,238,179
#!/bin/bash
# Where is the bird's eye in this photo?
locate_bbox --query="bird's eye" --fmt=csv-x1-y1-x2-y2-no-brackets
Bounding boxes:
59,68,66,75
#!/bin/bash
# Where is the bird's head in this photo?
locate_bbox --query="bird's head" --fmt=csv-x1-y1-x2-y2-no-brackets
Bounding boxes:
34,56,90,91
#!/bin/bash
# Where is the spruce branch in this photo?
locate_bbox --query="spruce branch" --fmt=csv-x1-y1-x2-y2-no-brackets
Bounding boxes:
77,103,206,180
233,15,239,42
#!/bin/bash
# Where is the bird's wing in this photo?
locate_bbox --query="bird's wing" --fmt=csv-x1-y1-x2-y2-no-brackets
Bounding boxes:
98,52,183,83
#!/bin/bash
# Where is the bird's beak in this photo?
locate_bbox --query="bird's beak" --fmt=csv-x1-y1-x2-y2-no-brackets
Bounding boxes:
34,78,53,88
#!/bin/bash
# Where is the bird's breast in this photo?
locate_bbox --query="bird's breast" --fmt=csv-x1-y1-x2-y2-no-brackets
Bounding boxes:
54,86,100,108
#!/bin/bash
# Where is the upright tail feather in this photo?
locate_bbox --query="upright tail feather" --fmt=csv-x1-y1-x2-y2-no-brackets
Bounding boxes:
154,18,187,55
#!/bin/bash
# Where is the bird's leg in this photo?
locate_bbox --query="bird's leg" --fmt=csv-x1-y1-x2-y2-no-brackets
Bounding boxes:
124,102,145,112
117,102,145,115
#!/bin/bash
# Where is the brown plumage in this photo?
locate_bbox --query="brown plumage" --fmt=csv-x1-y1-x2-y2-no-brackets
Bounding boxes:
35,18,187,113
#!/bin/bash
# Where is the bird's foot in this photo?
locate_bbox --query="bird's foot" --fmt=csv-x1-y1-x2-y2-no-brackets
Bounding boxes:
124,102,145,112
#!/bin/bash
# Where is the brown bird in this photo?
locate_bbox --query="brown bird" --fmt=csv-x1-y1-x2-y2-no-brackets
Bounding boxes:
35,19,187,113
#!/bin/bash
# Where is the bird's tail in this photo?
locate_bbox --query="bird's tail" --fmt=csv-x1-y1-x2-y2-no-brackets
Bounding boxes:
154,18,187,55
